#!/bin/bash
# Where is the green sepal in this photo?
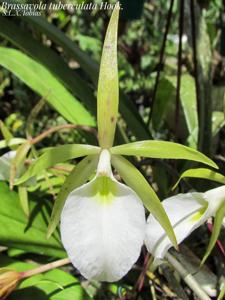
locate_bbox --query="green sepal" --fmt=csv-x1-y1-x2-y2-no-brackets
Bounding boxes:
110,140,218,169
18,185,29,217
111,154,177,249
97,4,119,148
173,168,225,190
16,144,100,185
0,138,26,149
201,203,225,265
47,155,98,238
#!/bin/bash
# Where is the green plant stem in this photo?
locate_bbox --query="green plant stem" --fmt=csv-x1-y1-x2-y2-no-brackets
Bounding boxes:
20,258,70,279
166,252,211,300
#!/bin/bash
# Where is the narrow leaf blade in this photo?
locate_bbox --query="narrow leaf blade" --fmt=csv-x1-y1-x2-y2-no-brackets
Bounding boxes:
201,203,225,265
0,182,65,257
16,144,100,185
111,155,177,248
173,168,225,190
47,155,98,238
18,185,29,217
97,5,119,148
0,138,26,149
110,140,218,169
10,141,31,188
0,47,95,126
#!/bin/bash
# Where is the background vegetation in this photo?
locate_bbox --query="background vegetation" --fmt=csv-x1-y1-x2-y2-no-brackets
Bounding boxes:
0,0,225,299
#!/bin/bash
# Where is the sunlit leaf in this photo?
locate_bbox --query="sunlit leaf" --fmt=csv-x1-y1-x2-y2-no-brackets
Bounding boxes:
0,182,65,257
24,15,98,85
0,256,83,300
10,142,31,188
110,140,218,169
16,144,100,185
212,111,225,137
111,155,177,248
179,75,198,148
0,15,151,143
0,47,95,126
0,138,26,149
201,203,225,265
173,168,225,190
47,155,98,238
18,186,29,217
97,5,119,148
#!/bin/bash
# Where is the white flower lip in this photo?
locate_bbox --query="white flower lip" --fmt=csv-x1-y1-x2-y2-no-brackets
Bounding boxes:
145,186,225,259
60,149,146,282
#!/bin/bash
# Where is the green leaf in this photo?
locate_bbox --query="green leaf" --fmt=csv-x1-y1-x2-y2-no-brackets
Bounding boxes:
16,144,100,185
0,16,96,120
0,15,151,143
201,203,225,265
110,140,218,169
24,15,99,85
0,256,83,300
10,141,31,188
0,47,95,126
18,186,29,217
22,13,151,141
152,75,199,148
212,111,225,137
97,5,119,148
152,78,175,130
0,138,26,149
111,155,177,248
47,155,98,238
217,282,225,300
179,75,198,148
0,182,65,257
173,168,225,190
0,120,13,144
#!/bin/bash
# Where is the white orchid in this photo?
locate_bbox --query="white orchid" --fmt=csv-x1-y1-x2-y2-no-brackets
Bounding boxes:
60,149,146,281
145,186,225,259
13,4,218,283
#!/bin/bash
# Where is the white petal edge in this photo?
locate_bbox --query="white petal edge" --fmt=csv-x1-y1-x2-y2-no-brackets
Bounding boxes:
145,186,225,259
145,192,206,259
60,176,146,282
0,151,16,181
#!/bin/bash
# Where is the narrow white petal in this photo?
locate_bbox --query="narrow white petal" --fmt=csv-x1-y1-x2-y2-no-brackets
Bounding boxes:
145,192,207,259
60,177,145,282
0,151,16,181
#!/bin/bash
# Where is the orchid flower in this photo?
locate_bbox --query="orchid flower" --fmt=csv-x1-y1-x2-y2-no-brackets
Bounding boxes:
13,4,217,282
61,149,146,281
145,186,225,261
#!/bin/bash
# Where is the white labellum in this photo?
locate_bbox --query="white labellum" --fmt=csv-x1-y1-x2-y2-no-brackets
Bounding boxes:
60,150,146,282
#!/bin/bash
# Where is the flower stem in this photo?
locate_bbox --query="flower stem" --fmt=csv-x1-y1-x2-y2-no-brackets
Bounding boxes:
165,252,210,300
20,258,70,279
